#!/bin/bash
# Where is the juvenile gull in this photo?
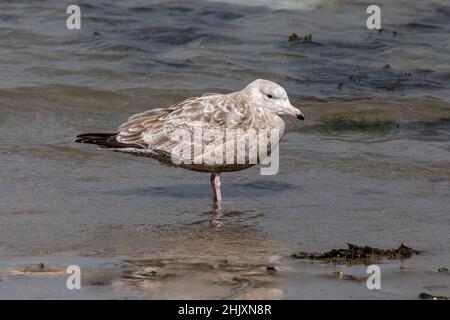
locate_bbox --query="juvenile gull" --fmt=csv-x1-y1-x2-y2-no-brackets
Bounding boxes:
75,79,304,207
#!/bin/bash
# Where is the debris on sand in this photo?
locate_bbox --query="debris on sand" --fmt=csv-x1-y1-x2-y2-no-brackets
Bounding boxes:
291,243,420,263
418,292,448,300
288,33,300,41
303,34,312,42
438,267,448,273
288,33,313,42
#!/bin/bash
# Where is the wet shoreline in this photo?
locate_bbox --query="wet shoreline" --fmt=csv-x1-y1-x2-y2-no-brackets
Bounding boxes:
1,0,450,299
1,243,448,299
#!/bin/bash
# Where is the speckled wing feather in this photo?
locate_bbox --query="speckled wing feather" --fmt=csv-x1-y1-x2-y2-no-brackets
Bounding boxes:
113,93,284,171
116,94,243,149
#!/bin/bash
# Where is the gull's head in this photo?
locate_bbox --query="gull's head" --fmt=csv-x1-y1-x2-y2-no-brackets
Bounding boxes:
242,79,304,120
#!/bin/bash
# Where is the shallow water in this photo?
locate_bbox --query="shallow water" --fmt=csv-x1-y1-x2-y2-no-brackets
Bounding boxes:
0,0,449,299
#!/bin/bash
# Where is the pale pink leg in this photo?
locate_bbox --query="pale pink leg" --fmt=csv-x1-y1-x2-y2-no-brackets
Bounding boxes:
210,172,222,208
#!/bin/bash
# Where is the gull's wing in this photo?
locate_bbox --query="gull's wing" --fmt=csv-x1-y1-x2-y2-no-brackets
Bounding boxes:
115,93,252,154
76,93,284,170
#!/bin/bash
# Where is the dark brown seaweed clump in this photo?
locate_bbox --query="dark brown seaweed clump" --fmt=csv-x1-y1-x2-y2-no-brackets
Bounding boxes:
288,33,313,42
288,33,300,41
418,292,448,300
291,243,420,263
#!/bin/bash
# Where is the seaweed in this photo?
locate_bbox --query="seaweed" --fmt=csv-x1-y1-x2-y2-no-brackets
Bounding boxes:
418,292,448,300
291,243,420,263
288,33,312,42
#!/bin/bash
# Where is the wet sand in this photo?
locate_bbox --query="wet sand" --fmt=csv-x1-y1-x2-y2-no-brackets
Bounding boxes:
1,249,449,299
1,88,449,299
1,0,450,299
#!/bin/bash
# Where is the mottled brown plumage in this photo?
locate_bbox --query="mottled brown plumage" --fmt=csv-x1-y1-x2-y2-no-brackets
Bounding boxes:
75,79,304,206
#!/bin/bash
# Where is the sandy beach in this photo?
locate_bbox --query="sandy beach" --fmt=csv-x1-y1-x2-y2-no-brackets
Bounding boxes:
0,0,449,299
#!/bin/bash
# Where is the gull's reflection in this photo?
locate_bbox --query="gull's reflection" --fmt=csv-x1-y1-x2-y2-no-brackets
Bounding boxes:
210,206,224,230
72,202,284,298
112,210,283,299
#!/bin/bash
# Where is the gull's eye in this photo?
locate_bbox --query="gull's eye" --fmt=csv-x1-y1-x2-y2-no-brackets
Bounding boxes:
267,94,273,99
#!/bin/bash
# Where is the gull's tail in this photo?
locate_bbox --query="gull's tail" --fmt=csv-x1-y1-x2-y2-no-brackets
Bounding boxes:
74,132,143,149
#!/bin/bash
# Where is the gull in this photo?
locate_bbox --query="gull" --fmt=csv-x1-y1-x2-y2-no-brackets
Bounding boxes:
75,79,304,208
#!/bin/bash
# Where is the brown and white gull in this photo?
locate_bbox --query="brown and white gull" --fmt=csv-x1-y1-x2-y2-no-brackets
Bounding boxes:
75,79,304,208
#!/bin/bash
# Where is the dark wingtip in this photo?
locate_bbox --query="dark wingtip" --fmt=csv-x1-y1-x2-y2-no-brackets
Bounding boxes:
297,113,305,121
74,132,144,149
74,133,116,145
